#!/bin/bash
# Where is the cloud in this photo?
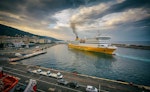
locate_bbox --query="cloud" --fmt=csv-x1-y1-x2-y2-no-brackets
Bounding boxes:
0,11,25,21
0,0,149,41
98,8,150,28
67,0,129,32
70,2,110,24
51,9,73,28
70,0,125,24
71,7,150,31
108,0,150,13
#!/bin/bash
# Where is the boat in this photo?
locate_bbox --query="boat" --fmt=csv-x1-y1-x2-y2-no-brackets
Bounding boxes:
68,35,117,55
0,67,19,92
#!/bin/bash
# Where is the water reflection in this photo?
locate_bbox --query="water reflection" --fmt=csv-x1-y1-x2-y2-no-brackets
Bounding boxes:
68,48,115,60
66,45,117,76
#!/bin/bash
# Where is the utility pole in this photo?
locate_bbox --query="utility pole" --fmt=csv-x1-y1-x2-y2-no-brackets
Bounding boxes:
99,84,101,92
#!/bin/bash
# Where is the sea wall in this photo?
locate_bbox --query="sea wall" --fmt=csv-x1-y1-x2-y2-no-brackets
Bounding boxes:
112,44,150,50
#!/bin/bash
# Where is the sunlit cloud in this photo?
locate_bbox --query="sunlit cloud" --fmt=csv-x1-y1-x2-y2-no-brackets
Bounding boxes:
70,3,110,24
0,11,25,21
98,8,150,28
51,0,125,32
51,9,73,28
116,0,125,3
72,7,150,31
0,19,70,40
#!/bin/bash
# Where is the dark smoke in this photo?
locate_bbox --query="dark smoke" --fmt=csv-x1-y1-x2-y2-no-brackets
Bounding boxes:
70,22,78,37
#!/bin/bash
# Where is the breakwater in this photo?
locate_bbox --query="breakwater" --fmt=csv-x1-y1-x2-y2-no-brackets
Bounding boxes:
112,43,150,50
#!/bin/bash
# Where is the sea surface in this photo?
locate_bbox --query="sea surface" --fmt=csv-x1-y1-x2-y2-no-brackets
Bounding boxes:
21,43,150,86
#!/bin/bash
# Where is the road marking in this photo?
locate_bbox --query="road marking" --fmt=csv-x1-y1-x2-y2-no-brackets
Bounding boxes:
4,66,27,73
3,70,82,92
79,84,86,88
37,76,43,80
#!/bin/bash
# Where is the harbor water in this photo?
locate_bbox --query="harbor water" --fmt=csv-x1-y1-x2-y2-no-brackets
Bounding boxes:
21,44,150,86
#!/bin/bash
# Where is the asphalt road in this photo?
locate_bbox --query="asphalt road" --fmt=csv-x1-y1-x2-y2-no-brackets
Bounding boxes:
1,63,150,92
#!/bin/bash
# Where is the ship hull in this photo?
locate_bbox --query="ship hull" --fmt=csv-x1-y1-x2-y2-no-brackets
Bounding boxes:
68,43,116,55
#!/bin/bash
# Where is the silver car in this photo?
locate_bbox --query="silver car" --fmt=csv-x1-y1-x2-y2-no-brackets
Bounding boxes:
86,85,98,92
57,79,68,85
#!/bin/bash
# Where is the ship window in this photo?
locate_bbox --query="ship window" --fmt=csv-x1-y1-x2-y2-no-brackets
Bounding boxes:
98,45,104,47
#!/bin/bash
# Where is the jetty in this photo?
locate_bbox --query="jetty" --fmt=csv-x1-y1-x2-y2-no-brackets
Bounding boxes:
9,50,47,62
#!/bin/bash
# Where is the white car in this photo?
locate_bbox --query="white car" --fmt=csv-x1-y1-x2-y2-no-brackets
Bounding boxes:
46,71,51,76
57,72,63,78
37,69,42,74
50,72,63,79
86,85,98,92
31,69,63,79
32,69,42,74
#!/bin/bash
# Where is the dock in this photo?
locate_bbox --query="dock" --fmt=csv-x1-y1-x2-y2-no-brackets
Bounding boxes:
1,63,150,92
9,50,47,62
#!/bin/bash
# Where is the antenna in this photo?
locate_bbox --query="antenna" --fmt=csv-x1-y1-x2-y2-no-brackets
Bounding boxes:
97,20,101,36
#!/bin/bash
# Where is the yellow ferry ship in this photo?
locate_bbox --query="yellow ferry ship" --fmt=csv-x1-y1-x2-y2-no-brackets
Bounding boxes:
68,35,117,55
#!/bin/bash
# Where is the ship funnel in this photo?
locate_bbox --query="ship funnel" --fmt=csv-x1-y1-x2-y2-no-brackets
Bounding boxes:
76,36,79,41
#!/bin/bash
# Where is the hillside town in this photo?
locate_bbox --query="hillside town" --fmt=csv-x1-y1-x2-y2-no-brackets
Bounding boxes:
0,35,52,49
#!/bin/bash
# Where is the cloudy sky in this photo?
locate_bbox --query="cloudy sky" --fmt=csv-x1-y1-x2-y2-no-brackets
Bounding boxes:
0,0,150,41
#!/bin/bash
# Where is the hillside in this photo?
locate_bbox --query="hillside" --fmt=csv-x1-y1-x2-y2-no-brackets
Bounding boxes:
0,24,60,41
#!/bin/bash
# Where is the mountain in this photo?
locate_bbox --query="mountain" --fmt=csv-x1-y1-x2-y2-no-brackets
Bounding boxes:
0,24,60,41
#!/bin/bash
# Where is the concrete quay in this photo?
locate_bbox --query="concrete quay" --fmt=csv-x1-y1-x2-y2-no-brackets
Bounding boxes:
9,50,47,62
0,43,55,58
0,43,56,62
1,62,150,92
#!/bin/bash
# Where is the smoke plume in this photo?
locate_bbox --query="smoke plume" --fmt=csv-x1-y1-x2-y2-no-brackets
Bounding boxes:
70,22,78,37
69,0,125,37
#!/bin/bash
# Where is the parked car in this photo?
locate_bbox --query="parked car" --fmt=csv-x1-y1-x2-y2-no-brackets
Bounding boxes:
36,69,42,74
67,82,79,88
57,72,63,79
86,85,98,92
57,79,68,85
47,71,51,76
